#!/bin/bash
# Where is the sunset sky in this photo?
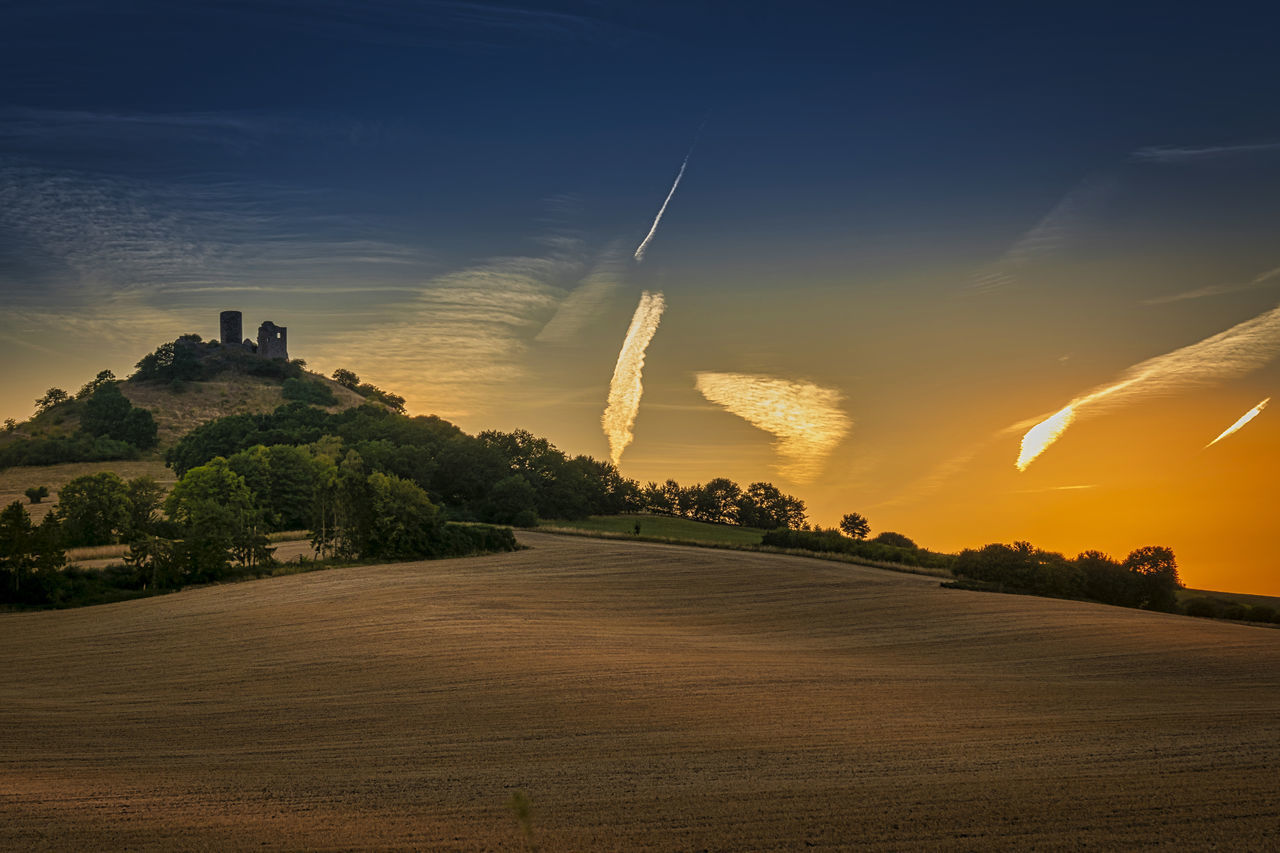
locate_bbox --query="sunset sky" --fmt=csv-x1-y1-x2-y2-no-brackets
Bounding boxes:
4,2,1280,593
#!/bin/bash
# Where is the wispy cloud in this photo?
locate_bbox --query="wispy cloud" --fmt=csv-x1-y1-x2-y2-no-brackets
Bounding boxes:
319,257,571,418
1132,142,1280,163
0,164,429,303
1206,397,1270,448
970,177,1112,292
1015,303,1280,469
535,248,624,345
1142,265,1280,305
601,291,665,465
694,372,852,483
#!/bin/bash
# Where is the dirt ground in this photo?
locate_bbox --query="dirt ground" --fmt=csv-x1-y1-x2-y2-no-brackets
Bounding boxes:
2,532,1277,850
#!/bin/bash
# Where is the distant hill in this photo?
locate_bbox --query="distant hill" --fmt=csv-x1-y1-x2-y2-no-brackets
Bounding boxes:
1,334,386,460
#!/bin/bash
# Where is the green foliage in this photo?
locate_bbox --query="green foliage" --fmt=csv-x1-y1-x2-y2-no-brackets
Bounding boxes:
57,472,133,547
0,502,67,604
80,383,158,449
25,485,49,504
485,474,539,525
839,512,870,540
0,434,138,470
34,387,70,414
282,377,338,406
332,368,360,389
165,457,265,581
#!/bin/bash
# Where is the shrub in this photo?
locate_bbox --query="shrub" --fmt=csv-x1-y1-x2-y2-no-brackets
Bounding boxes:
25,486,49,504
282,378,339,406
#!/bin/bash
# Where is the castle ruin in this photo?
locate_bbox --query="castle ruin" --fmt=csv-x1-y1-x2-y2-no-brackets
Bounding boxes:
218,310,289,360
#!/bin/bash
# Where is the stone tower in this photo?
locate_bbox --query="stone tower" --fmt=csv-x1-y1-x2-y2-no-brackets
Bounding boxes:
219,310,243,347
257,320,288,360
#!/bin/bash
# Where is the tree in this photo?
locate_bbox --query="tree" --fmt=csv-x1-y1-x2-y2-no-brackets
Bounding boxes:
124,476,165,540
165,458,260,581
57,472,132,546
76,369,117,399
486,474,539,526
363,471,441,559
24,486,49,504
332,368,360,389
0,502,65,603
839,512,870,540
1123,546,1182,611
3,418,16,432
34,388,69,414
1075,550,1143,607
80,383,132,437
80,384,158,449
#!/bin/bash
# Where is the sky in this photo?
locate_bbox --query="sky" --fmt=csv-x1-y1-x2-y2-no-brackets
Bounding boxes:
4,1,1280,594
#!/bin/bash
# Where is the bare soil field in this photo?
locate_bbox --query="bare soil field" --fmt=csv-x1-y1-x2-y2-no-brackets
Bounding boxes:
2,532,1277,850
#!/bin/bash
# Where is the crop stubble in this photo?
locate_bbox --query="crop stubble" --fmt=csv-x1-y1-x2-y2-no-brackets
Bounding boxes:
1,533,1277,850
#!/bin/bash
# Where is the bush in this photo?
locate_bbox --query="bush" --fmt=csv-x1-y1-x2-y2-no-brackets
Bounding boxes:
25,486,49,504
870,531,916,549
282,378,338,406
761,528,945,568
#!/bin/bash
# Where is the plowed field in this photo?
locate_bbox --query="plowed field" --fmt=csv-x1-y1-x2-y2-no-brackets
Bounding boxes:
2,532,1277,850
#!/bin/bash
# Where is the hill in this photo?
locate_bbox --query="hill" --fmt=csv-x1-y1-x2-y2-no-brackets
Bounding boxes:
4,339,376,457
1,533,1277,849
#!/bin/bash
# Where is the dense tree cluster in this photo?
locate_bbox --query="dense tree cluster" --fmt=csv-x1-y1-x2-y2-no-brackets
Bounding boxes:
760,526,951,569
635,478,808,529
950,542,1184,611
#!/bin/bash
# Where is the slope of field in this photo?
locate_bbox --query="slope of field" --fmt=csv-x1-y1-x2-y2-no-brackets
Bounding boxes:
2,533,1277,850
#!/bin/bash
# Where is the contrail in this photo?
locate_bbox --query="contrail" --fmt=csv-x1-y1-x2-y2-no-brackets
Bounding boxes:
1016,303,1280,470
694,372,852,483
634,151,692,262
1206,397,1270,448
601,291,665,466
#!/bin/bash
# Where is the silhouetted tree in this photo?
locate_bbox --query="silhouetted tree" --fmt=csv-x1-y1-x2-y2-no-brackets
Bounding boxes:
839,513,870,540
76,369,116,399
34,388,69,414
332,368,360,389
24,486,48,504
1123,545,1182,611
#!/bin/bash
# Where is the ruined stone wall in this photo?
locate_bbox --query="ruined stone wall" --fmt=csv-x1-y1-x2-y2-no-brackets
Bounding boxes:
257,321,289,360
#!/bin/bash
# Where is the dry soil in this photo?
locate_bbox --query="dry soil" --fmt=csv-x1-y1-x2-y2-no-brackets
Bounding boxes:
2,532,1277,850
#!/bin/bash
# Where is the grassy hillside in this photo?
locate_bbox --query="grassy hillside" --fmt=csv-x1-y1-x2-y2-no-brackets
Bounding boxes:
540,512,767,546
0,460,172,524
119,373,368,448
2,532,1276,849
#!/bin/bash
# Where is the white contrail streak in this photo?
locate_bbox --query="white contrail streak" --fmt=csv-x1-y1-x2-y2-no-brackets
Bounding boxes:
601,291,666,466
1206,398,1270,447
694,372,852,483
633,154,690,262
1016,303,1280,470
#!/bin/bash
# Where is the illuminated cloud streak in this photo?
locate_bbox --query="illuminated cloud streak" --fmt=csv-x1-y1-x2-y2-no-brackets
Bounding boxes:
634,152,690,262
1206,398,1270,448
601,291,665,465
694,372,852,483
1016,304,1280,469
